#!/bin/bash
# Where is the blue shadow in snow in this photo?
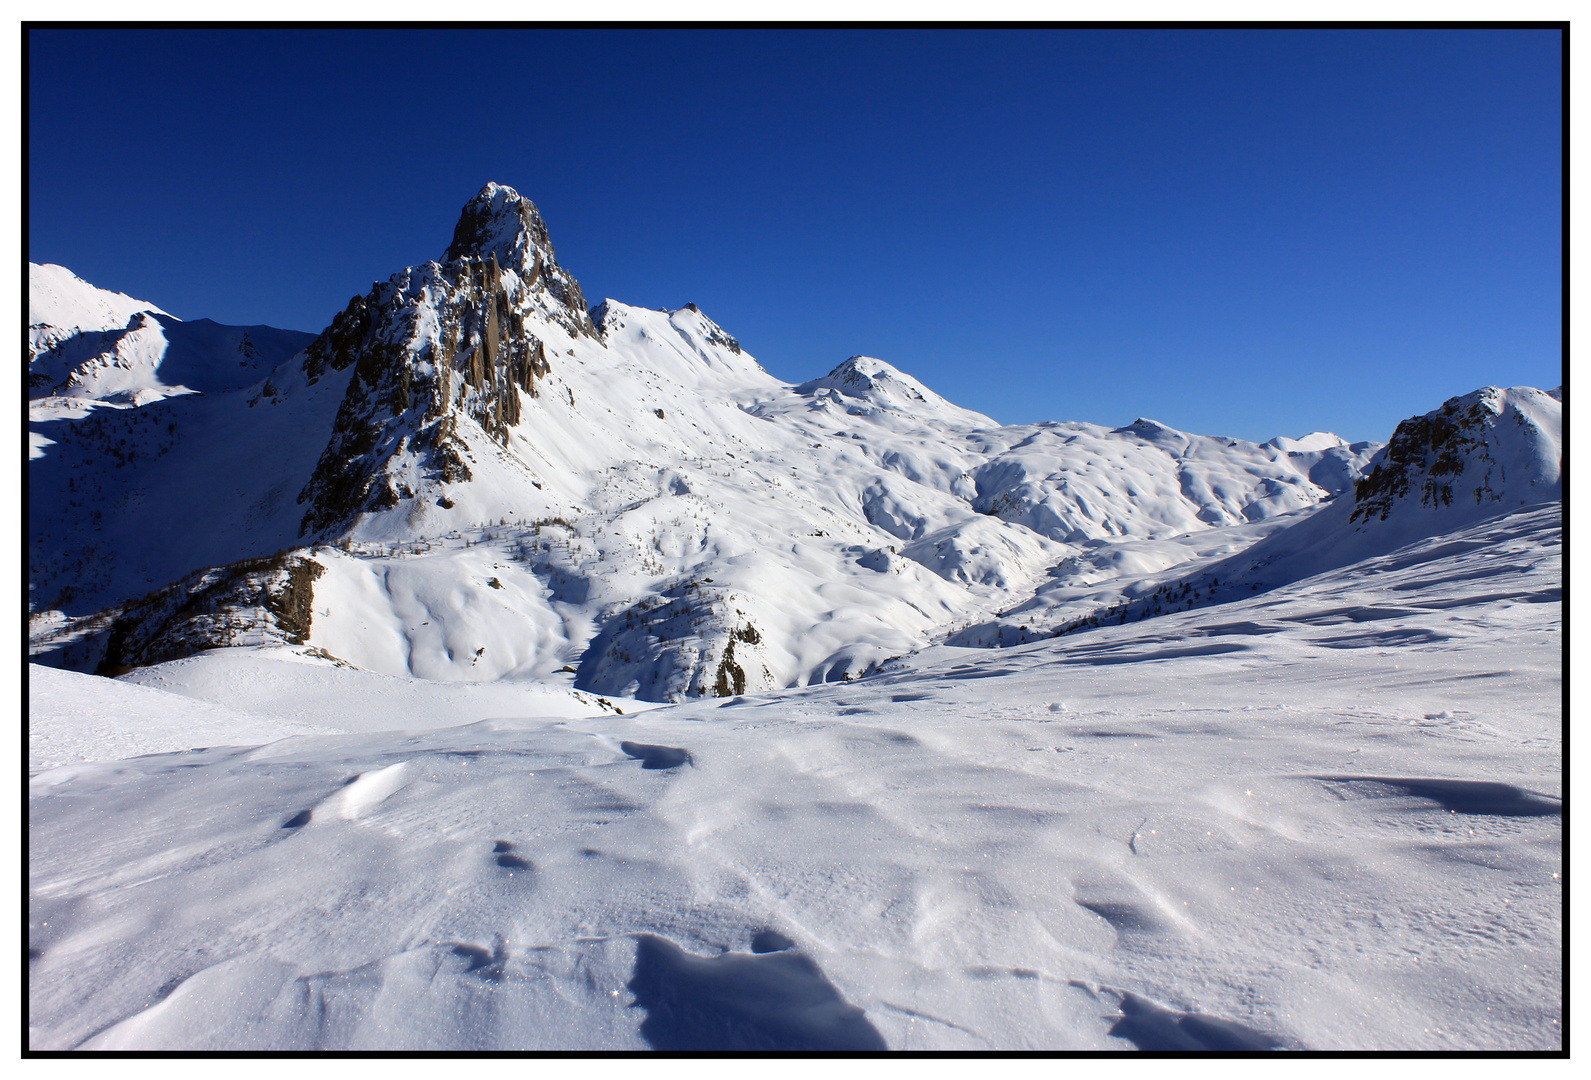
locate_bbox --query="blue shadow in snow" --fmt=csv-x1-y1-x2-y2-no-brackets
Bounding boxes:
627,934,886,1051
1109,993,1288,1051
1313,775,1561,817
621,741,692,770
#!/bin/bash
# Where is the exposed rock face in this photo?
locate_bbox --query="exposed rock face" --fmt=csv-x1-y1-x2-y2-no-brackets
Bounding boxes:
576,583,774,702
93,553,324,676
300,294,373,386
1350,386,1562,524
700,319,741,355
297,185,592,537
269,556,325,644
443,183,598,341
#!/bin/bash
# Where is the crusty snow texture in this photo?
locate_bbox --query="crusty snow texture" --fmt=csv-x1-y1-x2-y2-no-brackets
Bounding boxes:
28,505,1561,1050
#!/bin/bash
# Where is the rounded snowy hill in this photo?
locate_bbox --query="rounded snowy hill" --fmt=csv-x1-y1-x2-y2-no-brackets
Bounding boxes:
793,354,998,429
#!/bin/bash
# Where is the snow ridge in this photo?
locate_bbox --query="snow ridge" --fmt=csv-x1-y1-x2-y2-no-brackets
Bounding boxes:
29,262,170,361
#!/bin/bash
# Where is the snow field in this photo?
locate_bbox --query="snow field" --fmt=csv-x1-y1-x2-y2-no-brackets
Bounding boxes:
29,664,338,770
110,645,650,737
27,505,1560,1050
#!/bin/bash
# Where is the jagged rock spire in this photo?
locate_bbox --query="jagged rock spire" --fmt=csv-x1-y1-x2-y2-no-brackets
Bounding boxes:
295,184,592,538
445,183,554,273
442,183,597,341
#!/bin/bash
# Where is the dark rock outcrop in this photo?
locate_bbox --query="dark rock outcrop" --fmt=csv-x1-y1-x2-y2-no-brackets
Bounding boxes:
296,184,598,538
93,552,324,676
1351,402,1488,522
1351,386,1561,524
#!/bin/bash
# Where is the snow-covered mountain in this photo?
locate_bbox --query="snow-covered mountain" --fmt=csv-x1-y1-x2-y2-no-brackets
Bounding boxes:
28,193,1377,700
28,264,314,407
48,182,1549,708
29,262,170,361
954,383,1563,646
1236,383,1560,578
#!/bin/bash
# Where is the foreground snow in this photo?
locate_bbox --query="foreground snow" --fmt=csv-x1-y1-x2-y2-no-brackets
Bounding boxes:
27,504,1560,1050
30,649,647,772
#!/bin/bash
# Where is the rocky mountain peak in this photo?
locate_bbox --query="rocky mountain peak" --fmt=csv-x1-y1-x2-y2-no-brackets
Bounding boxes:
437,184,596,342
291,184,611,539
443,183,556,274
826,355,905,388
1348,385,1561,526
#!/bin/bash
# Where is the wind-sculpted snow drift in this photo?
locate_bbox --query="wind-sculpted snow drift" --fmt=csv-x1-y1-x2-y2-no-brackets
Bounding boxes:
28,503,1561,1049
31,184,1381,700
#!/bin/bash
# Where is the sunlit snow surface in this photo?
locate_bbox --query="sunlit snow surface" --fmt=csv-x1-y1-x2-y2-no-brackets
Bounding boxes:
28,505,1559,1050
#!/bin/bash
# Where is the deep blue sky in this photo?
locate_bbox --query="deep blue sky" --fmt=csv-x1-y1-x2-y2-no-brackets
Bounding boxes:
29,28,1561,443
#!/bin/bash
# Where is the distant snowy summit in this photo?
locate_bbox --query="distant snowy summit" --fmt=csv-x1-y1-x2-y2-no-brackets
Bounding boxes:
33,181,1552,702
1023,381,1562,639
29,262,169,359
1351,384,1562,524
795,355,996,429
1236,382,1562,582
28,262,313,408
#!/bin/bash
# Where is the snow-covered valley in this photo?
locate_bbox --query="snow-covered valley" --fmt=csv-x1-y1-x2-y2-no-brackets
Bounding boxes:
27,185,1561,1051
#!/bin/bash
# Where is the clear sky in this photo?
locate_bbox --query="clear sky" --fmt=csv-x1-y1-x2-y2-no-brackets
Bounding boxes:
28,28,1561,444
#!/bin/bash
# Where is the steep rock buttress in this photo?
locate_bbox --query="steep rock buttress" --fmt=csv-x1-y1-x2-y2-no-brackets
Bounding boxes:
297,184,597,537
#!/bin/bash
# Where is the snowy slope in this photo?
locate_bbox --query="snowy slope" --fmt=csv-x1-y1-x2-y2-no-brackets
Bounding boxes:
29,311,314,406
28,184,1381,702
1226,385,1564,587
27,501,1560,1050
28,358,354,614
29,662,339,770
114,646,654,735
29,261,313,407
29,262,169,361
957,384,1561,646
